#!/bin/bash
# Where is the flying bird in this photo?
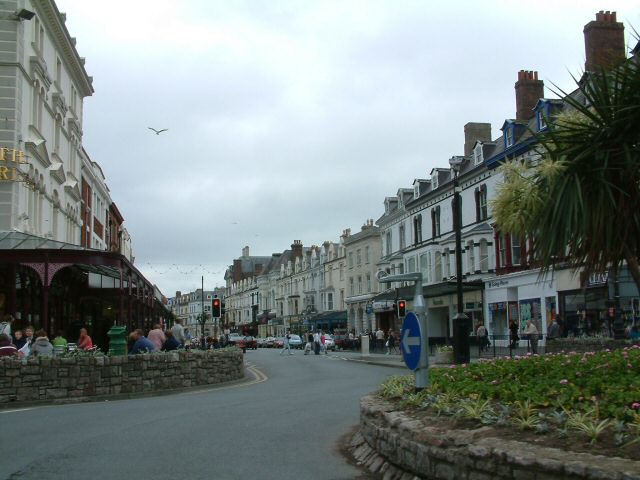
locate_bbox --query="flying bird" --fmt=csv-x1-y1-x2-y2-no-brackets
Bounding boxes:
148,127,168,135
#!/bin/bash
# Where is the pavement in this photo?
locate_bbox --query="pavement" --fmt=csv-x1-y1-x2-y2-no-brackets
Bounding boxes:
329,348,486,369
328,349,410,369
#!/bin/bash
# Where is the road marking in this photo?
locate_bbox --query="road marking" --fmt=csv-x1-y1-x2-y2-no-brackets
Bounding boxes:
184,365,268,395
0,407,37,414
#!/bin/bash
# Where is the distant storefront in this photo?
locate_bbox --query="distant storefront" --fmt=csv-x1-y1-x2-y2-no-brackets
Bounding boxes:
484,269,562,338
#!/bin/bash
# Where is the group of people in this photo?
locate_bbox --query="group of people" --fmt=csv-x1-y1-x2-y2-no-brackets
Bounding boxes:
368,328,398,354
0,314,95,358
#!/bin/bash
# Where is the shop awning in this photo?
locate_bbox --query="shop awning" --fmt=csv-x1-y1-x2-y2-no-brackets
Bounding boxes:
304,310,347,325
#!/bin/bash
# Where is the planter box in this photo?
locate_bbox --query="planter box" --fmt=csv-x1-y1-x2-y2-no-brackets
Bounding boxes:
434,351,454,364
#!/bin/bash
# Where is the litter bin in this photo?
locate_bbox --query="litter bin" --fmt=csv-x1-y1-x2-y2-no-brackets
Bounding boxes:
360,334,369,355
107,325,127,356
452,314,471,364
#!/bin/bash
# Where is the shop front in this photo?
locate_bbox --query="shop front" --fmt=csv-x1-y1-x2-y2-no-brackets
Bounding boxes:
0,231,161,350
558,267,639,337
484,269,563,341
372,280,483,342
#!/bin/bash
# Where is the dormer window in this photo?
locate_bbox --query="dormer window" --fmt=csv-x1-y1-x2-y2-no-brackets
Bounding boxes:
537,110,547,131
414,184,419,199
474,143,484,165
432,173,438,190
505,127,514,148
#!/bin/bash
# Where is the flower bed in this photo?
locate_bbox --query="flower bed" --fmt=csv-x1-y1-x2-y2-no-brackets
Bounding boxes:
379,346,640,458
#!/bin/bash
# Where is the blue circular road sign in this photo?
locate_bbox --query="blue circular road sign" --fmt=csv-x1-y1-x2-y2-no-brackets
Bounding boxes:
401,312,422,371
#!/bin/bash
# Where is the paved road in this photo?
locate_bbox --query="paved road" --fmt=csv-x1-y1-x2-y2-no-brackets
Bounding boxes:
0,349,398,480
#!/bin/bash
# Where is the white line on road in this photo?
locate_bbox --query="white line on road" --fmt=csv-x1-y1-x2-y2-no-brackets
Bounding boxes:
0,407,37,414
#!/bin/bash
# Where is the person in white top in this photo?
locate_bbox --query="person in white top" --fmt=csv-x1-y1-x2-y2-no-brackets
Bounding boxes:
523,320,539,354
313,331,321,355
171,319,186,346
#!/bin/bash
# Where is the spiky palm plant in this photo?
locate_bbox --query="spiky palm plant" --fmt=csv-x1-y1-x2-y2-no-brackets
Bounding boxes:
492,58,640,290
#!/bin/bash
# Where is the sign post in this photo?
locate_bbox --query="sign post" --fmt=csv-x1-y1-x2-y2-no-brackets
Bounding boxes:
377,271,429,390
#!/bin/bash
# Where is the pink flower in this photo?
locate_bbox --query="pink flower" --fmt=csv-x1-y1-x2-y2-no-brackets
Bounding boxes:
632,402,640,410
628,364,634,369
559,379,569,385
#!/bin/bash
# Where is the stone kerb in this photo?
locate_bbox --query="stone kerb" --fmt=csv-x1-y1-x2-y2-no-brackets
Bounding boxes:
0,349,244,405
353,394,640,480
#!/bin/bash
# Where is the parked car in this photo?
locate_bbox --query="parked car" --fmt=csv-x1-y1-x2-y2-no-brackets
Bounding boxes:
242,336,258,350
323,334,335,351
264,336,276,348
288,334,303,349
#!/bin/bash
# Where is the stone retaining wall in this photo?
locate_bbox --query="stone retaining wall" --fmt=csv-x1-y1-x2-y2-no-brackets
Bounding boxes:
0,349,244,405
354,395,640,480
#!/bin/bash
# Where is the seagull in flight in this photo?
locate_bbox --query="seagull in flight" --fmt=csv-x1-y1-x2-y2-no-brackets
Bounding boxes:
148,127,168,135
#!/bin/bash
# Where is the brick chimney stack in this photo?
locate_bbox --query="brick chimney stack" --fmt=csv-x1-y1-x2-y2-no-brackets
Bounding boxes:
464,122,492,157
515,70,544,121
584,11,625,72
291,240,303,259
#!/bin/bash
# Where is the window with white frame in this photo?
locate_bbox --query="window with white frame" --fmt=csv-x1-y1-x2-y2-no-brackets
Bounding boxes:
474,143,484,165
348,251,353,268
366,273,371,292
356,249,361,266
327,293,333,310
349,277,354,295
432,172,439,189
407,256,416,273
511,235,522,266
357,275,362,294
434,251,442,281
467,240,475,273
505,127,514,148
385,231,392,256
365,246,370,263
413,214,422,244
399,223,405,249
420,253,429,282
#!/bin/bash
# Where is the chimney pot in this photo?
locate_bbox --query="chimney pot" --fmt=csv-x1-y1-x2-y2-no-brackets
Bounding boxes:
584,11,625,72
515,70,544,121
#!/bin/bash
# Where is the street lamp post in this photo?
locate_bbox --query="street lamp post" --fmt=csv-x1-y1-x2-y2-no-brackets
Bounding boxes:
449,156,471,364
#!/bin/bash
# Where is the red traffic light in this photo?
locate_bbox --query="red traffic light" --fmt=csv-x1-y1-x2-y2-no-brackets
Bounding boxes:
212,298,221,318
397,300,407,317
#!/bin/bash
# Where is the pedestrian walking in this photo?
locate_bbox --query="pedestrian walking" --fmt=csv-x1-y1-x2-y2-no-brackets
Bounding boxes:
320,331,327,355
476,321,488,353
509,319,519,349
524,320,539,354
375,328,385,352
313,331,321,355
386,330,396,354
280,330,293,355
304,332,313,355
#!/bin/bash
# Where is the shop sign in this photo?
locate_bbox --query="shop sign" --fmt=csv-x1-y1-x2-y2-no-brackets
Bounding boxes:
373,300,394,312
0,148,27,181
487,279,509,289
489,302,506,311
584,271,609,288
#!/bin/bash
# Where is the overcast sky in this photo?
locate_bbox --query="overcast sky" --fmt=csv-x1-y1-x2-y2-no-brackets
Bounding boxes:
55,0,639,297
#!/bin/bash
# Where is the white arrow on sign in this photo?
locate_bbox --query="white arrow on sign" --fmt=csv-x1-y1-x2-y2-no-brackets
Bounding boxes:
402,328,420,355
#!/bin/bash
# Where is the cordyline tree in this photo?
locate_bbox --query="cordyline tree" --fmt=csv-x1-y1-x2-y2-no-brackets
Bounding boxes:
491,56,640,290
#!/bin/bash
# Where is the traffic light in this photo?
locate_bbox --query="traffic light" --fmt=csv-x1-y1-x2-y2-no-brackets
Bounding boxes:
212,298,221,318
397,299,407,317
